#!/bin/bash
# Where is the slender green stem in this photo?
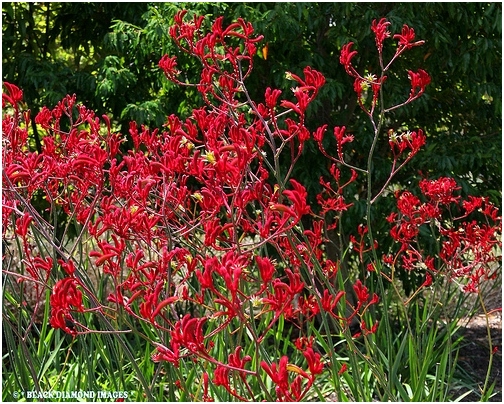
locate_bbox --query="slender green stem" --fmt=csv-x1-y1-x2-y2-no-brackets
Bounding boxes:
477,291,495,398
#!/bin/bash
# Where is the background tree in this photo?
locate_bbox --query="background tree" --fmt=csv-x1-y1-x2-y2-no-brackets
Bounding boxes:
2,2,148,150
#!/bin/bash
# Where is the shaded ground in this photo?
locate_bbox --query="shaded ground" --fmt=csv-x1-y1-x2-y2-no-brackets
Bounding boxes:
456,310,502,402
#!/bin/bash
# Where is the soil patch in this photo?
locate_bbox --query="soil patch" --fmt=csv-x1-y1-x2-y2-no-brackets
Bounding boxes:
455,310,502,402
